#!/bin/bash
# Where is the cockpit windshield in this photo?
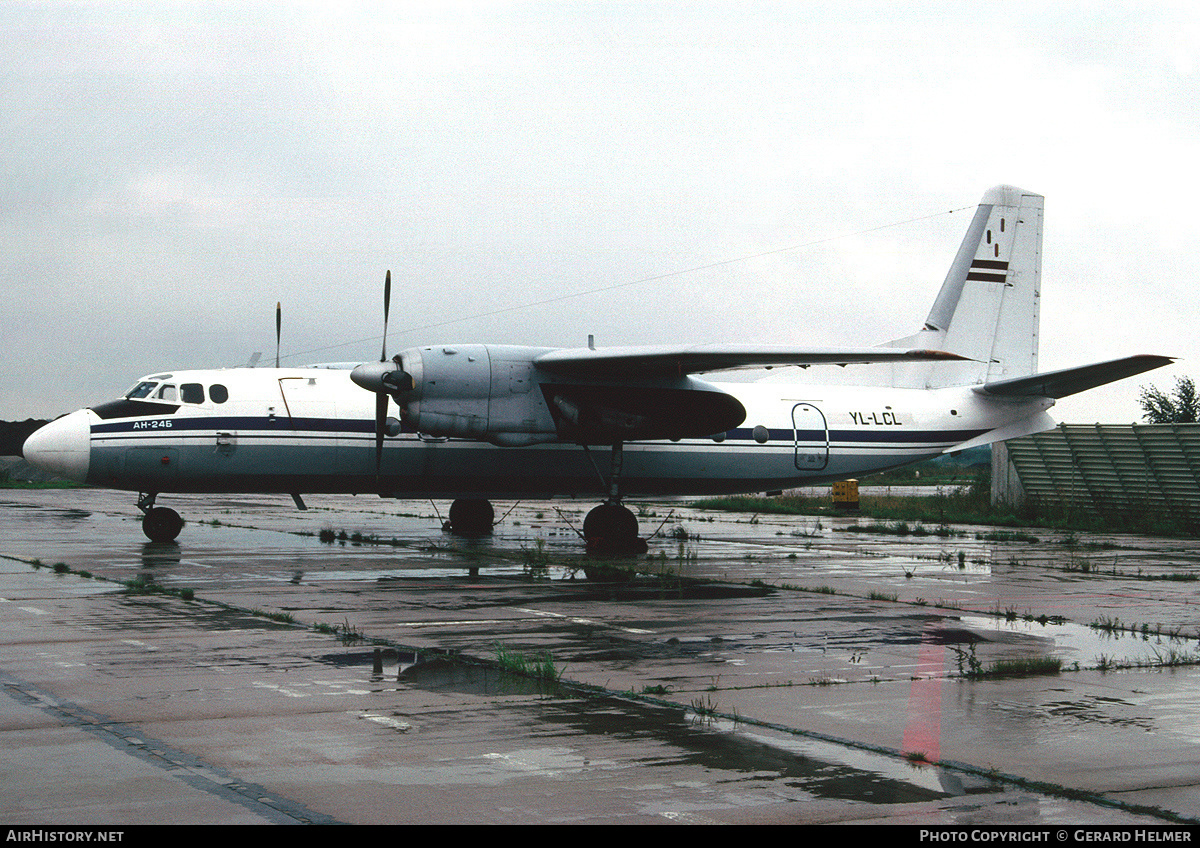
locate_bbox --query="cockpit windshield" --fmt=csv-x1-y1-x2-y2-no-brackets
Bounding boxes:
125,381,158,399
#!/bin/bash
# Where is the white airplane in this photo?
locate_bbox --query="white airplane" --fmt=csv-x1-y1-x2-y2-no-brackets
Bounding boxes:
24,185,1170,558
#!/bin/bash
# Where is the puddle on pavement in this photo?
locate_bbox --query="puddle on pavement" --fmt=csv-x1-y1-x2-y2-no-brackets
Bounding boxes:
396,655,566,698
588,704,983,804
958,615,1200,670
305,565,528,581
686,716,994,801
1040,695,1155,731
0,502,94,521
77,595,304,634
379,656,995,804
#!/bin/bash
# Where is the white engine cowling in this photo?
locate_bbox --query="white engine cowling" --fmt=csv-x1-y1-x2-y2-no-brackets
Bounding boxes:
397,344,560,445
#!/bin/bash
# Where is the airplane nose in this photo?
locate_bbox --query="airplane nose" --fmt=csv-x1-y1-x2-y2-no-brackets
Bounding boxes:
23,409,93,484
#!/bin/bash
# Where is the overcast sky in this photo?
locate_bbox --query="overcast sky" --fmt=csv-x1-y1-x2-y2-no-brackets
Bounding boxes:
3,1,1198,424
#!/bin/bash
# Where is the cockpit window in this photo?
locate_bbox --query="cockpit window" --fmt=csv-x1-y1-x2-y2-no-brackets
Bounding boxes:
210,384,229,404
181,383,205,404
125,381,158,399
156,384,177,402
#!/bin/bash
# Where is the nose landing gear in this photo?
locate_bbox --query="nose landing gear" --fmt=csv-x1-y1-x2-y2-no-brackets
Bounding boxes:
137,493,183,543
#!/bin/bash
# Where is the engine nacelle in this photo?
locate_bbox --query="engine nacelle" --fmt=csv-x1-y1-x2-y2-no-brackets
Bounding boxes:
361,343,747,446
396,344,560,445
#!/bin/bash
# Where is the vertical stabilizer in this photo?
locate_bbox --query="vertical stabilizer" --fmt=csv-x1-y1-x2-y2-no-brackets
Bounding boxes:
892,186,1043,388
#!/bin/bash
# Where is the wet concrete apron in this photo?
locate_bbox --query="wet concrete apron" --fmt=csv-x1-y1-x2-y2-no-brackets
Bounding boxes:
2,490,1197,824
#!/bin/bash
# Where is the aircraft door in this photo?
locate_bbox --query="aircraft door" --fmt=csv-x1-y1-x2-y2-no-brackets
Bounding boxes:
278,377,337,427
792,403,829,471
277,377,340,473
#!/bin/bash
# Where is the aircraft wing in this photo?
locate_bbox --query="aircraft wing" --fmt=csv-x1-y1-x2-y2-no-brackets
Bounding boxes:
534,345,967,380
974,355,1174,399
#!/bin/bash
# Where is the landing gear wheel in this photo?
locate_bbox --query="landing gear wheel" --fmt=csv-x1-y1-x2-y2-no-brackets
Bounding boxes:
447,498,494,535
142,507,183,543
583,503,646,559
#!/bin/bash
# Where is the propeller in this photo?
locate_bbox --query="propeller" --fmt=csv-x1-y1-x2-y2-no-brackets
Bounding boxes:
350,271,418,477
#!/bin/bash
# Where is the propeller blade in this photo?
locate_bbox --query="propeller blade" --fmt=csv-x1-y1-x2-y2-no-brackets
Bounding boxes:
377,273,392,477
275,302,281,369
381,270,391,362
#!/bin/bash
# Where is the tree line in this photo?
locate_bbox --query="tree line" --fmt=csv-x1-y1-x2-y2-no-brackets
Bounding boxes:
1140,377,1200,424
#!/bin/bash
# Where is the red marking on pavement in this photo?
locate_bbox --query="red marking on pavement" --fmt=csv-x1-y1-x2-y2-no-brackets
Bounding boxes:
901,633,944,763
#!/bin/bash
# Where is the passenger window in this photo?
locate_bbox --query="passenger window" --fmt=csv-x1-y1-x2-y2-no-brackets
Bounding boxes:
181,383,205,404
210,384,229,404
157,384,177,402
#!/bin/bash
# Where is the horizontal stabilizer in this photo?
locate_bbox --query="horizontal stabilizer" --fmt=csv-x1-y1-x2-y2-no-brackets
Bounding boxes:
946,410,1058,453
973,355,1174,399
535,345,966,380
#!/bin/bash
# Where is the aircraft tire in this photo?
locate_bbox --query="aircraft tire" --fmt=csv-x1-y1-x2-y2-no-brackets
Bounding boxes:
142,507,184,543
448,498,494,535
583,503,643,558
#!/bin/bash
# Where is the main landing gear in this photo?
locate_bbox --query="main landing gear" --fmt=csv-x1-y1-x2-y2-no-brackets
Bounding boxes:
445,498,495,535
582,442,647,558
442,442,647,563
137,493,183,543
583,501,646,556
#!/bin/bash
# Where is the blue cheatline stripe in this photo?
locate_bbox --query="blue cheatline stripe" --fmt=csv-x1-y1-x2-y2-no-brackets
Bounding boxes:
727,426,987,444
91,415,382,435
93,417,988,443
90,415,989,447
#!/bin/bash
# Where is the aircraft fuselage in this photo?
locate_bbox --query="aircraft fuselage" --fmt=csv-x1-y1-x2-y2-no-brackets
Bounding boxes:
30,364,1050,500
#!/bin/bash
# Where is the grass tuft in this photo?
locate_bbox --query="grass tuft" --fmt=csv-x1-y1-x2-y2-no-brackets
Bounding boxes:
495,643,562,681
